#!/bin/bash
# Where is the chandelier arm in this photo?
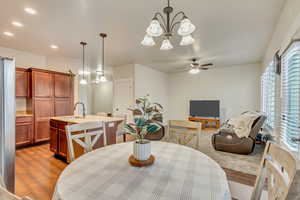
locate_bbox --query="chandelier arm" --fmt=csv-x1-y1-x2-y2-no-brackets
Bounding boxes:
171,21,181,32
170,11,186,28
154,12,167,33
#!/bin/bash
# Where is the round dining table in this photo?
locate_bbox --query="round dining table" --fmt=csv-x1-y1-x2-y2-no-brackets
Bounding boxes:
52,142,231,200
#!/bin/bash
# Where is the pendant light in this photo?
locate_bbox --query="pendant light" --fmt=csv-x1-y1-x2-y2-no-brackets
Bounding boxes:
79,41,88,85
95,33,107,83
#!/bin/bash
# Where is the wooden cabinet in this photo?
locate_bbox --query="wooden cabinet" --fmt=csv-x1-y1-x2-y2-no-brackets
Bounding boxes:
54,98,72,116
54,73,71,98
16,68,28,97
34,98,54,142
16,116,33,147
32,71,53,98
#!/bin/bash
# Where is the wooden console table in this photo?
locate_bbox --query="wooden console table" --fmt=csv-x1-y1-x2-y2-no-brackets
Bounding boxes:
188,117,220,129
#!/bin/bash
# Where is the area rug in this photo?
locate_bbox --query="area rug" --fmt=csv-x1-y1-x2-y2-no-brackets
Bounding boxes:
163,130,264,176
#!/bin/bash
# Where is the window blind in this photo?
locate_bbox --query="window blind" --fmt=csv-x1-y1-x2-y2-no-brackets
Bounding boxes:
281,41,300,151
261,62,276,130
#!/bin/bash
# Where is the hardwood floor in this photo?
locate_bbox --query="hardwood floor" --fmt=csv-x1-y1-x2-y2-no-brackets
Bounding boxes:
15,138,256,200
16,143,67,200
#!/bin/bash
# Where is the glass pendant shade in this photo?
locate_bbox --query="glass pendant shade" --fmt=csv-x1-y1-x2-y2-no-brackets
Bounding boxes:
99,75,107,82
177,18,196,36
80,78,88,85
180,35,195,46
160,39,173,50
189,67,200,74
146,19,163,37
141,34,155,46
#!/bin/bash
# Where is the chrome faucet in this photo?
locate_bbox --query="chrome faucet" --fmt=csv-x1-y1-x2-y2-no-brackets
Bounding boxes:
74,102,86,118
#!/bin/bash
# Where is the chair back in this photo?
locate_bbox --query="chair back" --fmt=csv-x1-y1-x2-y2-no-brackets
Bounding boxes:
251,141,300,200
168,120,201,148
66,121,106,162
249,115,267,140
113,113,127,136
97,112,108,117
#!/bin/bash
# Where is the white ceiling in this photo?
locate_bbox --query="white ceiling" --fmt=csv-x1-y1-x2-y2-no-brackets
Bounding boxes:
0,0,285,72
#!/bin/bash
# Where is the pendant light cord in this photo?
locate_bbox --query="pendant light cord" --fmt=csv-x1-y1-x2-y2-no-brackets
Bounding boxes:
82,44,85,80
102,35,105,76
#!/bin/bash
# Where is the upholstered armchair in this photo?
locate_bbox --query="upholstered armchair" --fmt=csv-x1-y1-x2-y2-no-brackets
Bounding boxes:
211,115,266,155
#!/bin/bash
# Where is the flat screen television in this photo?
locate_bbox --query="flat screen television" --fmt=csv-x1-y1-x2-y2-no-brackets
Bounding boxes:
190,100,220,118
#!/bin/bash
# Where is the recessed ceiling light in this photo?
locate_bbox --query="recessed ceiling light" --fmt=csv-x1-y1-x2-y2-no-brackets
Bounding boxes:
12,21,24,27
3,32,14,37
24,7,37,15
50,45,59,49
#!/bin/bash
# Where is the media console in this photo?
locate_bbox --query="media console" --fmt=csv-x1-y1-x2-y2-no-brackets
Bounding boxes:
188,117,220,129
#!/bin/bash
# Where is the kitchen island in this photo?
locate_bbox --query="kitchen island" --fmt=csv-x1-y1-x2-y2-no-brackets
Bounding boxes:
50,115,124,162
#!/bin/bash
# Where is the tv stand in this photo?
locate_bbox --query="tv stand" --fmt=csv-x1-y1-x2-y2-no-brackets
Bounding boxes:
188,117,220,129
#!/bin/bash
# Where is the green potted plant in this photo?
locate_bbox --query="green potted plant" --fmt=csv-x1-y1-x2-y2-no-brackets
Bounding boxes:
124,96,163,161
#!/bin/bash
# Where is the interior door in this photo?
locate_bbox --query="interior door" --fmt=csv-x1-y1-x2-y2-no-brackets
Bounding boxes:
113,79,134,115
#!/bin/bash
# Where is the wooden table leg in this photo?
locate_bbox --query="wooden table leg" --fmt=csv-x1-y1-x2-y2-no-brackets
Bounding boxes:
123,134,126,142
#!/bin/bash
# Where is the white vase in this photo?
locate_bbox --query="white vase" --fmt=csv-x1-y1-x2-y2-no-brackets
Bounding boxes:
133,140,151,161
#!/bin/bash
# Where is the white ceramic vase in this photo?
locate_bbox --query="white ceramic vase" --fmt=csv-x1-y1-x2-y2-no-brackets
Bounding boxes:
133,140,151,161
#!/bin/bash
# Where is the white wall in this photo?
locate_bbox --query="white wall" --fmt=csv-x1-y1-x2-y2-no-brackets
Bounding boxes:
263,0,300,69
134,64,169,121
91,81,114,114
168,63,261,122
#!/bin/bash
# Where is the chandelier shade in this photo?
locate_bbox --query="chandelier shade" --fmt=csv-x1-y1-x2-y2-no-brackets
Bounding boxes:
160,39,173,50
177,18,196,36
141,34,156,46
180,34,195,46
142,0,196,50
146,19,163,37
79,41,88,85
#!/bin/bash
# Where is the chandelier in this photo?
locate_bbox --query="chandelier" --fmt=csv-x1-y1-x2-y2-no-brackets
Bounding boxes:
141,0,196,50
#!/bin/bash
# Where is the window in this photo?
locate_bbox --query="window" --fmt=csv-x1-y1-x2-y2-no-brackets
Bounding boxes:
281,41,300,151
261,62,276,130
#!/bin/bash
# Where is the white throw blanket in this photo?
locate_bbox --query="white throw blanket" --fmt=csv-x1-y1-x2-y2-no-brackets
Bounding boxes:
223,112,261,138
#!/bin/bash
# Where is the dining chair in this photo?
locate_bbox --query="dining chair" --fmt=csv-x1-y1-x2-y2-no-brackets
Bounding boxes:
97,112,108,117
66,121,107,162
251,141,300,200
113,113,127,142
168,120,201,149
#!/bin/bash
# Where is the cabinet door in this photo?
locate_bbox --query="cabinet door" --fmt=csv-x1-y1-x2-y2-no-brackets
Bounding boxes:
16,123,32,147
33,71,53,98
54,98,73,116
16,69,28,97
58,130,68,158
34,98,54,142
54,74,70,98
50,127,58,153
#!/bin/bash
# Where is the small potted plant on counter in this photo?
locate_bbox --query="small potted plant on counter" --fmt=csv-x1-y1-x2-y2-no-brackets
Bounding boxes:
124,96,163,163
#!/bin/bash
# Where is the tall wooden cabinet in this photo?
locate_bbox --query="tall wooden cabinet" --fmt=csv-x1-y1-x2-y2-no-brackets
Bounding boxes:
27,68,74,144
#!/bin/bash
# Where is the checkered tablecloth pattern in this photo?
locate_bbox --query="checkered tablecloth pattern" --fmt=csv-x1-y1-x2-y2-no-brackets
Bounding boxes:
52,142,231,200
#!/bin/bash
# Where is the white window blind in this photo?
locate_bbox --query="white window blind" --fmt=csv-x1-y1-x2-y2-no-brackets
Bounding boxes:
261,62,276,130
281,41,300,151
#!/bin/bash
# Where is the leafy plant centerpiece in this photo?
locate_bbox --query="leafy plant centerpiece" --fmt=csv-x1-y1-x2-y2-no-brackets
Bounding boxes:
125,96,163,163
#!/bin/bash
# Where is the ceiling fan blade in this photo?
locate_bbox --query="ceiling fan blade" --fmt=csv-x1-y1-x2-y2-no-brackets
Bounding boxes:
201,63,213,67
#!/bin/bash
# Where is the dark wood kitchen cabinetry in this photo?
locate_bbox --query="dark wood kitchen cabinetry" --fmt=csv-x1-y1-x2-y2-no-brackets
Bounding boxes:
16,68,74,145
16,116,33,147
16,68,29,97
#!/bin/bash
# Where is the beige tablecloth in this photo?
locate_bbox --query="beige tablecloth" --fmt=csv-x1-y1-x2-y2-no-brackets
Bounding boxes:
53,142,231,200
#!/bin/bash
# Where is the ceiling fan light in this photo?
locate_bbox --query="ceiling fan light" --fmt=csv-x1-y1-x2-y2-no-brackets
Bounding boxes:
177,18,196,36
160,39,173,50
189,67,200,74
141,34,155,46
180,35,195,46
146,19,163,37
80,78,88,85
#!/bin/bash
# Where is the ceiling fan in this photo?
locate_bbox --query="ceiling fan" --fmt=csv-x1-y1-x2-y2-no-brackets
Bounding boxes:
175,58,214,74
